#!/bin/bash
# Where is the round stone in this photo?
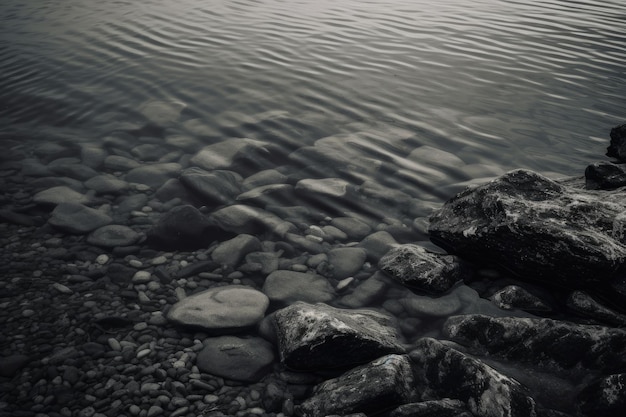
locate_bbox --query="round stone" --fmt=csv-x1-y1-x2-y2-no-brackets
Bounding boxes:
87,225,140,248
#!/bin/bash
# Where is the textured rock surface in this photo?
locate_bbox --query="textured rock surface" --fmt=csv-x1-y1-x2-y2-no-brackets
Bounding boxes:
577,373,626,417
389,399,472,417
379,244,471,293
444,314,626,373
490,285,551,313
167,286,269,331
297,354,415,417
429,169,626,288
409,338,536,417
566,290,626,326
606,123,626,161
273,302,404,370
585,161,626,190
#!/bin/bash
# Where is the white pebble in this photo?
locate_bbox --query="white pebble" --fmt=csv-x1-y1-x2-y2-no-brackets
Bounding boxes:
52,283,73,294
128,259,143,268
151,256,167,265
204,394,219,403
336,277,355,291
132,270,152,284
136,348,151,359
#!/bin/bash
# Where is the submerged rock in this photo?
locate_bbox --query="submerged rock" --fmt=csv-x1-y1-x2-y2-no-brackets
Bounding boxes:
297,354,415,417
429,169,626,289
444,314,626,373
262,270,335,306
389,399,472,417
179,167,242,206
379,244,471,293
48,203,112,234
273,302,404,370
606,124,626,161
409,337,536,417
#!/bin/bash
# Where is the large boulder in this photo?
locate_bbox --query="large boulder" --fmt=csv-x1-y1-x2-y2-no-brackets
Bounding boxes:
273,302,405,370
297,354,416,417
429,169,626,289
409,338,536,417
443,314,626,374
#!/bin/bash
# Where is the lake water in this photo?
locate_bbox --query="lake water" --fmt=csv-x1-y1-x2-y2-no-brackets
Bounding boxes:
1,0,626,415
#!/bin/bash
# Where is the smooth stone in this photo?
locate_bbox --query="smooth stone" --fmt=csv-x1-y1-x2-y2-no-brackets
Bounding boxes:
139,100,186,126
125,163,182,188
331,217,373,240
340,272,391,309
167,285,269,331
87,225,141,248
263,270,335,306
358,230,398,262
196,336,275,382
297,354,415,417
407,145,465,168
104,155,141,171
295,178,353,199
131,143,169,162
182,118,221,137
211,234,262,268
48,163,99,181
179,167,242,206
274,301,404,370
116,193,149,214
327,247,367,279
210,204,295,236
399,289,463,318
80,144,107,169
48,203,113,234
33,186,91,206
84,175,129,194
236,184,295,206
242,169,289,190
190,138,273,171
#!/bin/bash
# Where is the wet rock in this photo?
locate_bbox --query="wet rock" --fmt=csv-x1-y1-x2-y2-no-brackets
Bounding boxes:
211,234,261,268
146,205,226,250
444,314,626,373
190,138,275,171
577,373,626,417
358,230,398,262
585,161,626,190
167,285,269,331
327,247,366,279
0,354,30,377
196,336,275,382
139,99,186,126
273,301,404,370
429,169,626,289
263,270,335,306
340,271,391,308
104,155,141,171
125,163,182,188
408,145,465,168
243,169,289,190
86,225,141,248
210,204,296,236
179,167,242,206
33,185,91,206
84,174,129,194
389,399,472,417
606,123,626,161
48,203,112,234
131,143,169,161
298,354,415,417
236,183,295,206
490,285,552,313
48,162,99,181
295,178,354,199
409,337,536,417
379,244,471,293
399,289,463,318
566,291,626,327
331,217,373,240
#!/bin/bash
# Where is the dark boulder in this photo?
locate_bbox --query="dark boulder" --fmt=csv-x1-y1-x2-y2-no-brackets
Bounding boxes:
566,290,626,327
585,161,626,190
577,373,626,417
389,399,472,417
606,124,626,161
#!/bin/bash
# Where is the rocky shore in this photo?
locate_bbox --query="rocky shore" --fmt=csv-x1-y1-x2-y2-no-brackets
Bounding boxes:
1,107,625,417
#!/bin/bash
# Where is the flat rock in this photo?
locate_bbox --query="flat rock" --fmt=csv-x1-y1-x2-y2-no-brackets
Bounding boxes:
379,244,471,293
243,169,289,190
409,337,536,417
139,100,186,126
298,354,415,417
327,247,367,279
331,217,373,240
429,169,626,289
33,186,91,206
389,399,472,417
179,167,242,206
86,225,141,248
444,314,626,374
263,270,335,306
211,234,262,268
295,178,354,199
104,155,141,171
273,301,404,370
125,163,182,188
210,204,296,236
236,184,295,206
167,285,269,331
196,336,274,382
190,138,274,171
49,203,112,234
358,230,398,262
84,174,129,194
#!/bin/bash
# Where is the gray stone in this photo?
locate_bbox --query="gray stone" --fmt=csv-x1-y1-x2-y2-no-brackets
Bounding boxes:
331,217,372,240
490,285,552,313
585,161,626,190
87,225,141,248
236,184,295,206
566,290,626,326
48,163,99,181
116,193,149,214
190,138,274,171
327,247,367,279
104,155,141,171
243,169,289,190
389,399,472,417
444,314,626,374
407,145,465,168
167,285,269,331
379,244,471,293
125,163,182,188
577,373,626,417
84,175,129,194
298,354,415,417
429,169,626,289
606,124,626,161
211,234,262,268
179,167,242,206
340,272,391,309
273,301,404,370
358,230,398,261
295,178,354,199
263,270,335,306
139,100,186,126
49,203,112,234
33,186,91,206
196,336,274,382
210,204,296,236
409,337,536,417
131,143,169,162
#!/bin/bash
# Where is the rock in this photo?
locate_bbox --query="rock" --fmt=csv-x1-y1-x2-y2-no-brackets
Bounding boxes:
577,373,626,417
263,270,335,306
166,285,269,331
125,163,182,188
399,288,463,318
340,272,391,309
358,230,398,262
236,184,295,206
84,174,129,194
566,291,626,327
146,205,229,250
490,285,552,313
327,247,367,279
295,178,354,199
48,203,112,234
331,217,373,240
0,354,30,377
297,354,415,417
444,314,626,373
409,337,536,417
48,162,99,181
389,399,472,417
190,138,275,171
33,185,91,206
407,145,465,168
379,244,471,293
210,204,296,236
243,169,289,190
131,143,169,162
585,161,626,190
606,124,626,161
116,193,149,214
104,155,141,171
196,336,275,382
139,100,186,126
179,167,242,206
86,225,141,248
429,169,626,289
211,234,262,268
273,301,404,370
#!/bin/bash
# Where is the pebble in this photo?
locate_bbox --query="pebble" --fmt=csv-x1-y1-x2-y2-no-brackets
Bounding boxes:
52,283,73,294
132,270,152,284
107,338,122,352
95,254,109,265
